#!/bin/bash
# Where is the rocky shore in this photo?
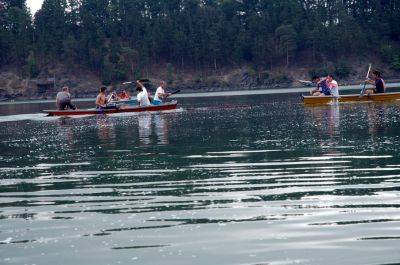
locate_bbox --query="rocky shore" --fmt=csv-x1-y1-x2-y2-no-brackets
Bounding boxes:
1,64,398,101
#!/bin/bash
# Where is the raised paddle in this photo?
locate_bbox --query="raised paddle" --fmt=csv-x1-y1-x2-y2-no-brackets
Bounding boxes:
298,80,313,86
122,79,150,85
360,64,372,96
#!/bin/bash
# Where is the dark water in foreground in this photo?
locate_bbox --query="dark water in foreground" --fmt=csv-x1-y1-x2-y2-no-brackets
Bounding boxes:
1,94,400,265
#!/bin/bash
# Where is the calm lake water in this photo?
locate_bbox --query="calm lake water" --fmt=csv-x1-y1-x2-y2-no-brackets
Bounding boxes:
1,92,400,265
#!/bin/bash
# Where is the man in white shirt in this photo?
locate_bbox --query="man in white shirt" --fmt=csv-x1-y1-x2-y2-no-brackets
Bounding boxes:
136,80,151,107
326,74,339,97
153,81,171,105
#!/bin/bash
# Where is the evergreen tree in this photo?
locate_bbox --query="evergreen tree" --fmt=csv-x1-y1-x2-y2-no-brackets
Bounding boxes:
275,24,297,68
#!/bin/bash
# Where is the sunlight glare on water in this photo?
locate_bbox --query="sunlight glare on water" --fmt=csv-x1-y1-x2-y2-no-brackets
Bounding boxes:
1,94,400,265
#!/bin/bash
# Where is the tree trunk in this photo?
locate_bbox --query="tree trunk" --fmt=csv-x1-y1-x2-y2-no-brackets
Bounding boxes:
286,46,289,68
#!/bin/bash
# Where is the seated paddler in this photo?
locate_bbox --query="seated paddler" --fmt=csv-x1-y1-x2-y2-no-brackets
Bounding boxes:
56,86,77,110
365,70,386,94
310,76,331,96
95,86,117,109
153,81,172,105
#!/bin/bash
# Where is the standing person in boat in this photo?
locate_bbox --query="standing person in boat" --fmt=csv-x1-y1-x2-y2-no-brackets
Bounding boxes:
56,86,77,110
310,76,331,96
326,74,339,97
153,81,172,105
136,80,151,107
365,70,386,94
95,86,116,109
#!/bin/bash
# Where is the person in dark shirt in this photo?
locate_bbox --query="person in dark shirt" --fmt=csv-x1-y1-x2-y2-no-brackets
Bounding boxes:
56,86,76,110
366,70,386,94
310,76,331,96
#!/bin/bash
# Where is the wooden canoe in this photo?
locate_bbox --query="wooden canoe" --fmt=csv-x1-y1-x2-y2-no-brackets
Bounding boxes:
302,92,400,104
44,101,177,116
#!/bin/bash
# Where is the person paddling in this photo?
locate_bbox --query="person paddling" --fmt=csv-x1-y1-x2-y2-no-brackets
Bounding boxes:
365,70,386,94
96,86,116,109
310,76,331,96
56,86,77,110
136,80,151,107
153,81,172,105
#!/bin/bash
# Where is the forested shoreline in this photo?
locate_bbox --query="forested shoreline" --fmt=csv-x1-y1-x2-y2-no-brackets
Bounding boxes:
1,0,400,98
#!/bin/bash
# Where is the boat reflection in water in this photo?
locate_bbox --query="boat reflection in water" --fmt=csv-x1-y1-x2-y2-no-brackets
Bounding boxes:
138,113,152,145
96,117,116,148
56,117,75,149
367,103,388,138
307,102,340,146
138,113,171,146
154,114,170,145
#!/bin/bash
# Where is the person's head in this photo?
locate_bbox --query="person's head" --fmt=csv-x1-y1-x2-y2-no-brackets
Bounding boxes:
160,81,167,88
62,86,69,92
136,86,143,92
311,76,320,83
326,74,334,82
100,86,107,93
372,70,381,79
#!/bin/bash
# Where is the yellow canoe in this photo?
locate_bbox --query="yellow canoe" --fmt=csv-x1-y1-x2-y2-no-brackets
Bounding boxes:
302,92,400,104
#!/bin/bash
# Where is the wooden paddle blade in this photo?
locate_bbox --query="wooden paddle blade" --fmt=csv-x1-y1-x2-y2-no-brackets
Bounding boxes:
170,90,181,95
122,79,149,84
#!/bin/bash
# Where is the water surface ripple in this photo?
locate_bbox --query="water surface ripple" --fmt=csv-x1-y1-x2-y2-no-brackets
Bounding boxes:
1,95,400,265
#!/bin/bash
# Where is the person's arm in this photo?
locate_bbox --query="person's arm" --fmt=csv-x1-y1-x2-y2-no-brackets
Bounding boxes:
365,79,375,86
310,85,319,94
159,92,172,98
136,80,144,89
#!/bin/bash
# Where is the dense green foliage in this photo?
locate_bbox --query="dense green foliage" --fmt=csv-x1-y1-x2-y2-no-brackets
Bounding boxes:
1,0,400,82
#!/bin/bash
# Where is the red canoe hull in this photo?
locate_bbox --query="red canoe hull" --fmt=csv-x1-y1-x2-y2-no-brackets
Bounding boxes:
44,101,178,116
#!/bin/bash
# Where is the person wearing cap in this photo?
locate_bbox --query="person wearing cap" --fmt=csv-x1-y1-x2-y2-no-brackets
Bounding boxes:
153,81,171,105
365,70,386,94
136,80,151,107
56,86,77,110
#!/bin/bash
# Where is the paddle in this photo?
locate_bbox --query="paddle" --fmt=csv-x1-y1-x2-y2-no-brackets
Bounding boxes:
298,80,313,86
169,89,181,95
360,64,372,96
122,79,150,85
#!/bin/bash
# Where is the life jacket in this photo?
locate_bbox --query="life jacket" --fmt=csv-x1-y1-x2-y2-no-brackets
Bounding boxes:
120,91,128,99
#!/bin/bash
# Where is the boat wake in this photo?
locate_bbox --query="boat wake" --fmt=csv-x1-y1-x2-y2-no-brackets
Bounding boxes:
0,108,185,123
0,113,60,123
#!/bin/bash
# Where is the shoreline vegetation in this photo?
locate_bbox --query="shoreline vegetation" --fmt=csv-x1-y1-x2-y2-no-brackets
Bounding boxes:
1,1,400,101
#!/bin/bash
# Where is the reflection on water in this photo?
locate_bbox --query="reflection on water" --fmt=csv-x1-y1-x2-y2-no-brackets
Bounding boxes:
138,113,152,145
367,103,388,137
97,117,116,148
1,96,400,265
154,114,170,145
